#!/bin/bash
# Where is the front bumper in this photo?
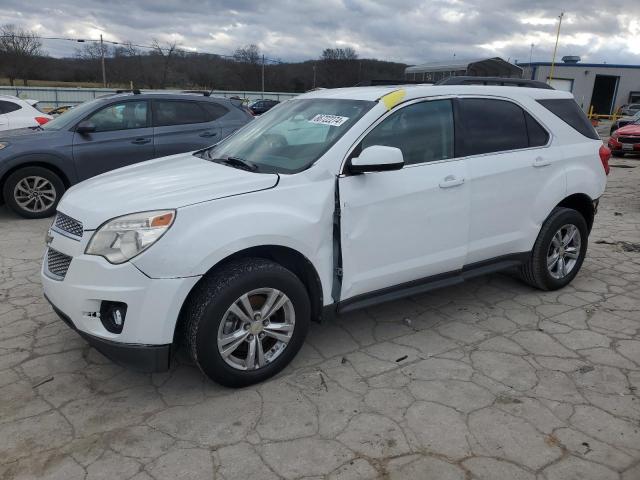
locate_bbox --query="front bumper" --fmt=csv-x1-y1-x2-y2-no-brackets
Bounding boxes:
45,295,171,372
41,224,201,371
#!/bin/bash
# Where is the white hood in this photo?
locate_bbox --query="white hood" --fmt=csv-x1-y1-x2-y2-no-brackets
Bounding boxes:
58,152,279,229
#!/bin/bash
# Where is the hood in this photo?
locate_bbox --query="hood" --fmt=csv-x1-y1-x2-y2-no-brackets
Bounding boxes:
615,124,640,136
57,152,279,229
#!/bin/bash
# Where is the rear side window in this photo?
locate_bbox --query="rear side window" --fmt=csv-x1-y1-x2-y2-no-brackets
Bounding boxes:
459,98,529,155
525,112,550,147
200,102,229,121
537,98,599,140
153,101,208,126
0,100,21,114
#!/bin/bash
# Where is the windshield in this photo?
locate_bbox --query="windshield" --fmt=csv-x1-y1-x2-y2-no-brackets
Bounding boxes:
197,98,375,173
41,98,104,131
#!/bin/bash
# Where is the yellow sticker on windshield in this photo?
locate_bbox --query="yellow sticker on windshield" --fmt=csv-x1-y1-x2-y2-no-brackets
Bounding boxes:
380,89,406,110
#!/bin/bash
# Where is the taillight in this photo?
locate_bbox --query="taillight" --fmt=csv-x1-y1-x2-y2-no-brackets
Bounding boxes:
599,144,611,175
35,116,50,125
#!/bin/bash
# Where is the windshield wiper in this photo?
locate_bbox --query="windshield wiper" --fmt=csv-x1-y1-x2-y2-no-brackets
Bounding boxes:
212,156,258,172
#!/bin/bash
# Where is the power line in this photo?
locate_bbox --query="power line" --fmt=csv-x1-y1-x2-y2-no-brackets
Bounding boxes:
0,34,284,64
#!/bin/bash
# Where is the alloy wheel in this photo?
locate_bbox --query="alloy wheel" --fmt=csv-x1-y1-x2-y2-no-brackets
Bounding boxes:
216,288,295,371
547,224,581,279
13,176,57,213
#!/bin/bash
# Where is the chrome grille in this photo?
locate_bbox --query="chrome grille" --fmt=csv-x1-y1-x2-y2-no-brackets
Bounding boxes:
47,248,72,279
54,212,83,238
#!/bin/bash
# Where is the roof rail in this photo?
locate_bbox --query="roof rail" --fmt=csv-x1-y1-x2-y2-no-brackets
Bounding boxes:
181,90,212,97
115,89,141,94
435,76,554,90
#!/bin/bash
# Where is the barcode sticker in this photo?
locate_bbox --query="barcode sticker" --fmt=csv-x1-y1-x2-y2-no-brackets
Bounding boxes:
308,114,350,127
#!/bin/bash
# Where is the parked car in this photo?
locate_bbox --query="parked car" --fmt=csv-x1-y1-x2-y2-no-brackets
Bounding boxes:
607,122,640,156
0,95,53,131
609,110,640,135
249,99,279,115
42,82,608,387
0,92,252,218
618,103,640,117
47,105,74,117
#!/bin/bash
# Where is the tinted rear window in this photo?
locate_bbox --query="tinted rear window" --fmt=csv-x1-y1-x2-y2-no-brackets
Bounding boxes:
459,98,529,155
537,98,599,140
154,100,208,126
524,112,550,147
200,102,229,121
0,100,21,114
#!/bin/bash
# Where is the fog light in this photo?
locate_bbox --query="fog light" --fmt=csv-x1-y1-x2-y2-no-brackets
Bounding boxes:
100,301,127,334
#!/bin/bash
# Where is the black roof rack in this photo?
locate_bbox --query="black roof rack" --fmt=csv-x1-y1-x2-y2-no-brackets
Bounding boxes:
181,90,211,97
435,76,553,90
354,79,427,87
115,89,141,94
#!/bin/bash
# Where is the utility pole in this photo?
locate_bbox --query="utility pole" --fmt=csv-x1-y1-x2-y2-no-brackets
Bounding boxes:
261,54,265,98
548,12,564,84
528,43,534,79
312,65,316,89
100,34,106,87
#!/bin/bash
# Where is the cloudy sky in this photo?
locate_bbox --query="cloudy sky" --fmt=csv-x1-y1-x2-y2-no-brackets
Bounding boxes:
1,0,640,65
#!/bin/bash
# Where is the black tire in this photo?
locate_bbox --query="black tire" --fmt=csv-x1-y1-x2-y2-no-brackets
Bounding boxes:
520,207,588,291
184,258,310,387
612,151,625,158
2,166,65,219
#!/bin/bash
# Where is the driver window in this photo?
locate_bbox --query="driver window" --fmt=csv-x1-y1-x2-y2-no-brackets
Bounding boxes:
87,101,149,132
361,99,454,165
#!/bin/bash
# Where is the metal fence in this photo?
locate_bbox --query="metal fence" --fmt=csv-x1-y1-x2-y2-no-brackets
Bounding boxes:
0,86,299,109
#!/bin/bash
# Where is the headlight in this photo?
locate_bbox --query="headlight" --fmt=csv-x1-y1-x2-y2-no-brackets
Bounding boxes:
86,210,175,264
0,142,9,150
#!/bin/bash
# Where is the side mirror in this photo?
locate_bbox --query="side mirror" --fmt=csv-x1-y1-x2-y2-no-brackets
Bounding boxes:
349,145,404,174
76,121,96,134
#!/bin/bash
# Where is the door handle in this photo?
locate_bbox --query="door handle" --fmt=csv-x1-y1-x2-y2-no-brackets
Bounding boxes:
533,156,551,167
439,175,465,188
199,131,218,138
131,138,151,145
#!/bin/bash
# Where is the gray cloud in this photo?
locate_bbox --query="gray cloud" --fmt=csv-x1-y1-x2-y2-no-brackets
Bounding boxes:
1,0,639,65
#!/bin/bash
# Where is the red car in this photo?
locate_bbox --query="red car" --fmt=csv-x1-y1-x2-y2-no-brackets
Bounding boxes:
608,123,640,157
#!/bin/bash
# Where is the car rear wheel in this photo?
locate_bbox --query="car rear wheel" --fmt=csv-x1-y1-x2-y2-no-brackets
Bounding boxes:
184,258,310,387
3,166,65,218
520,207,588,291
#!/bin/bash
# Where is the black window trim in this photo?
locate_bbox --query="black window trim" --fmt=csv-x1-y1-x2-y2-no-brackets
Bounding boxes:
75,98,151,133
151,98,212,127
340,95,460,175
454,94,553,159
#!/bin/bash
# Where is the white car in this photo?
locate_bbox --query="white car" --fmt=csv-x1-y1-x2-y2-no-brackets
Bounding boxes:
0,95,52,131
42,81,608,386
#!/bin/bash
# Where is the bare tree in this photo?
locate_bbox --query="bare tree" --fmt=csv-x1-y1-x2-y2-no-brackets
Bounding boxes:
234,44,260,64
74,42,111,83
0,24,44,86
152,39,177,88
321,47,358,61
319,47,359,87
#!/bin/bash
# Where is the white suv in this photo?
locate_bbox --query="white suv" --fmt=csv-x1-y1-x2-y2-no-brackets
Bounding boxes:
42,82,609,386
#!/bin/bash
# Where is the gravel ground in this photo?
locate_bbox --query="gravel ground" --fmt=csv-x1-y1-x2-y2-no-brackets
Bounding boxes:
0,154,639,480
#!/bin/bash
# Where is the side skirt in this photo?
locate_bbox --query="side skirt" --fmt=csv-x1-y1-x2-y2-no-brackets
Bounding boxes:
335,252,530,315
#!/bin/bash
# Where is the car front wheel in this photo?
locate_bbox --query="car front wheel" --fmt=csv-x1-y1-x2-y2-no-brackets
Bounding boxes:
184,258,310,387
520,207,588,291
3,166,65,218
